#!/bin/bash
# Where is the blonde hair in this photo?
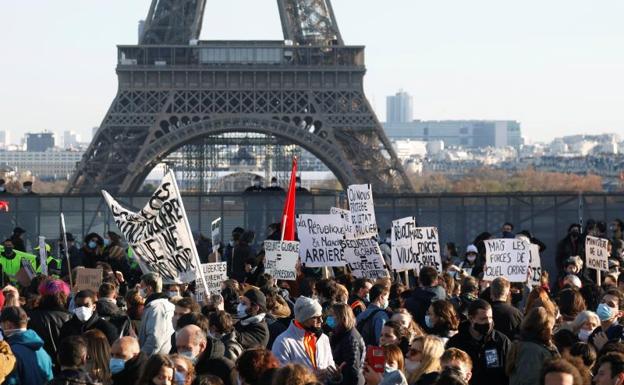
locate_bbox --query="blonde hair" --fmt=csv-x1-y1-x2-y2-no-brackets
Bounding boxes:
331,302,356,330
335,283,349,304
408,335,445,384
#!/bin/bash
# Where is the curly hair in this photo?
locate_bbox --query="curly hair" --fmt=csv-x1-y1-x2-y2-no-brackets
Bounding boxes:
236,348,280,384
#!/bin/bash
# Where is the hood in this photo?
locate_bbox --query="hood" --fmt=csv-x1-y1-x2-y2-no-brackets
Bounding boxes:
6,329,45,350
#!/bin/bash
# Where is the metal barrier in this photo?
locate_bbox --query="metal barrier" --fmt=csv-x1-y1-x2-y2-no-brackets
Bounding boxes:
1,192,623,276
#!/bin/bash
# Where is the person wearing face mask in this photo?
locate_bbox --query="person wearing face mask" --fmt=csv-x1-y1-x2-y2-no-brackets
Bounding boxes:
0,306,54,385
60,289,118,345
348,278,372,317
47,336,101,385
208,310,244,361
223,227,244,271
564,310,600,343
138,272,176,355
137,354,176,385
111,337,148,385
178,325,237,385
265,176,284,192
355,284,390,346
80,233,105,269
327,303,365,385
0,239,27,285
405,335,445,385
447,300,511,385
556,224,583,275
363,344,408,385
588,290,624,351
234,288,270,349
457,245,483,279
170,355,195,385
21,180,35,195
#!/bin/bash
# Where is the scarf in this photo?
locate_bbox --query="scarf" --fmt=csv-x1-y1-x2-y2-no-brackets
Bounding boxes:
294,320,318,369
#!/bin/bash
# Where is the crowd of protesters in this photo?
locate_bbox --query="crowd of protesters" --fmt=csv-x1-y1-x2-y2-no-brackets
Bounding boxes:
0,218,622,385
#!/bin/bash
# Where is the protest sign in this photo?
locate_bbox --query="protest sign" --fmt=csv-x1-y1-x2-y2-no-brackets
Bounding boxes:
74,268,103,292
483,239,530,282
211,217,221,254
264,240,299,280
102,171,208,291
585,235,609,272
329,207,355,238
194,262,228,303
413,227,442,273
391,217,417,272
296,214,347,267
38,236,48,276
528,243,542,286
16,259,36,287
346,184,377,239
342,238,389,279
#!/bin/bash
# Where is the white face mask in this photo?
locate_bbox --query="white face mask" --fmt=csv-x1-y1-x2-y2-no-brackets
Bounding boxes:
237,303,248,319
74,306,94,322
139,288,148,298
578,328,593,342
467,255,477,262
404,358,421,374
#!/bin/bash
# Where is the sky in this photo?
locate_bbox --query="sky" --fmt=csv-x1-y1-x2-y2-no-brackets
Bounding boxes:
1,0,623,144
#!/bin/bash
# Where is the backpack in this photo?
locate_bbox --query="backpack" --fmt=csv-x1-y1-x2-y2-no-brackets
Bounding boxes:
356,308,385,346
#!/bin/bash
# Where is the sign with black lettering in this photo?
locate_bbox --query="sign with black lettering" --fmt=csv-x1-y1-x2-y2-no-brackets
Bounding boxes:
391,217,442,273
342,238,389,279
329,207,355,239
585,236,609,272
483,239,530,282
195,262,228,303
264,241,299,280
296,214,347,267
102,171,204,284
528,243,542,286
347,184,378,239
211,217,221,254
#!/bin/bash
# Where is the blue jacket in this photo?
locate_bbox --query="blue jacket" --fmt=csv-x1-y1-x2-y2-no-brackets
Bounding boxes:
5,329,54,385
355,304,389,346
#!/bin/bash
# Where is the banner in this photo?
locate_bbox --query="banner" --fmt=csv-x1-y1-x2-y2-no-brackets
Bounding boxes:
391,216,418,272
74,268,103,293
342,238,389,279
483,238,531,282
347,184,378,239
102,171,207,288
264,240,299,280
38,236,48,276
330,207,355,239
585,236,609,272
211,217,221,254
296,214,347,267
195,262,228,303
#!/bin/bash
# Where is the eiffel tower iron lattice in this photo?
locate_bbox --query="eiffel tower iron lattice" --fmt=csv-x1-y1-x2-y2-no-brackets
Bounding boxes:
67,0,413,194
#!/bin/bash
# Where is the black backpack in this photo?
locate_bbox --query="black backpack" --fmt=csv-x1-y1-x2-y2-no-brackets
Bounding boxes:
356,308,385,346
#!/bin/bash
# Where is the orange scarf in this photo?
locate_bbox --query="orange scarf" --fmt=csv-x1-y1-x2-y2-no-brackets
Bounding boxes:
294,320,318,369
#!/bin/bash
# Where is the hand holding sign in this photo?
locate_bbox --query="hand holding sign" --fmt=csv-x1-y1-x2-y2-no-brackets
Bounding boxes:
483,239,531,283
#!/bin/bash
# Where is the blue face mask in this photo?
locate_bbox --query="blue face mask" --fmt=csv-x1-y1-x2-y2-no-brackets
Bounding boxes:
174,370,186,385
425,315,434,329
103,238,111,247
179,350,198,364
325,315,337,329
110,358,126,374
597,303,615,322
88,241,97,249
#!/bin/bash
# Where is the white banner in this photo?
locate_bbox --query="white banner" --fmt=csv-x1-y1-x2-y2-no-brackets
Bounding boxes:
211,217,221,254
413,227,442,273
585,235,609,272
528,243,542,286
483,238,531,283
347,184,378,239
102,171,205,286
342,238,389,279
195,262,228,303
391,216,418,272
264,240,299,280
296,214,347,267
330,207,355,239
38,236,48,276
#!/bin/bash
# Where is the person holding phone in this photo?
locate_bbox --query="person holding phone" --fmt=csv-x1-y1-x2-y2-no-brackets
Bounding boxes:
363,344,408,385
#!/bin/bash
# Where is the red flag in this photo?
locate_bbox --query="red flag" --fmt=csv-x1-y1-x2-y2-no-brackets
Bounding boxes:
280,157,298,241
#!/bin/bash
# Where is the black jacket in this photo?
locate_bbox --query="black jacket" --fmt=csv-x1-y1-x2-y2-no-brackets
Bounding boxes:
230,243,255,282
27,307,72,368
265,314,289,350
112,352,148,385
491,301,523,340
446,321,511,385
195,337,237,385
330,327,365,385
405,287,436,328
235,315,270,349
59,313,119,345
221,331,244,362
48,369,102,385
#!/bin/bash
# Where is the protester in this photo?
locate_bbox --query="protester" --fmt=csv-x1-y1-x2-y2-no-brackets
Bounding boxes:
111,337,148,385
349,278,372,317
84,329,112,385
60,289,118,344
138,272,175,355
425,300,459,343
48,336,100,385
208,310,243,361
440,348,473,384
356,283,390,346
235,348,280,385
406,335,444,385
235,288,270,349
328,302,365,385
405,266,446,327
489,277,523,340
594,351,624,385
0,338,16,384
540,358,583,385
137,354,175,385
363,344,408,385
170,354,195,385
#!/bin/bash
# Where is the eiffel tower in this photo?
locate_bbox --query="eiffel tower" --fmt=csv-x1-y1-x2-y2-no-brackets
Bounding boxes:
67,0,413,194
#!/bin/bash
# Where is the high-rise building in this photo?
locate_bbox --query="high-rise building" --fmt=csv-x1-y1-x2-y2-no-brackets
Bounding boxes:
63,131,81,148
0,131,9,148
26,132,55,152
386,90,413,124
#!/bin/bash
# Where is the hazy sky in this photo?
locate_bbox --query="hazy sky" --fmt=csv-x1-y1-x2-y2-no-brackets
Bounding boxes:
1,0,623,144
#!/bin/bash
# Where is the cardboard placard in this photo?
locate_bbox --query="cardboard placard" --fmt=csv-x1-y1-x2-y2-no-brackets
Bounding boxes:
528,243,542,286
483,239,530,283
296,214,347,267
264,240,299,280
585,236,609,272
329,207,355,239
74,268,103,292
346,184,378,239
194,262,228,303
391,216,417,272
342,238,389,279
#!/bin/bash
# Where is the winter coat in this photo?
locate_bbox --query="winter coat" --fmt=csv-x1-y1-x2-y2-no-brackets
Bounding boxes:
27,307,72,367
272,320,335,370
506,338,559,385
221,331,244,362
60,311,118,345
47,369,102,385
235,313,270,349
405,287,437,328
355,304,389,346
330,327,366,385
138,293,175,355
265,313,289,350
4,329,54,385
0,340,16,384
195,337,237,385
491,300,523,340
380,369,408,385
111,351,148,385
447,321,511,385
230,243,255,282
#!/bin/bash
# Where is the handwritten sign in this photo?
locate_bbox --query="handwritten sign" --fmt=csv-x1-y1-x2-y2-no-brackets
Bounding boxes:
586,236,609,272
342,238,389,279
103,171,203,284
195,262,228,303
296,214,347,267
211,217,221,254
330,207,355,239
391,217,417,272
264,241,299,280
483,239,530,282
347,184,378,239
74,268,103,293
38,236,48,276
528,243,542,286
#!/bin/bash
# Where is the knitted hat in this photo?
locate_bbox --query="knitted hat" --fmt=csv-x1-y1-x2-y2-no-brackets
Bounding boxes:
294,296,322,323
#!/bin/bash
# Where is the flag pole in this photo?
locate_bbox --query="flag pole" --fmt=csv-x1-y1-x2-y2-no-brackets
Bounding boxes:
60,213,74,289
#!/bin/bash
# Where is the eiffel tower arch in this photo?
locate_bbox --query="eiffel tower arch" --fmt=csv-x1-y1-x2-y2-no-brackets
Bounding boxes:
67,0,413,194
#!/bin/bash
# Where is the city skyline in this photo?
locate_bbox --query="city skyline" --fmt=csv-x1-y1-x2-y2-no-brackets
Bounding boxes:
1,0,623,144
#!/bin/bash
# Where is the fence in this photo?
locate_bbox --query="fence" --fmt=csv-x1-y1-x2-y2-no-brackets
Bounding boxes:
1,192,623,275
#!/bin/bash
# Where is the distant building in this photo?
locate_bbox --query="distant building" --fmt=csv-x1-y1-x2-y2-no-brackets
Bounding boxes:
0,151,82,179
138,20,145,42
0,131,9,148
384,120,523,149
63,131,81,148
386,90,413,124
26,132,55,152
